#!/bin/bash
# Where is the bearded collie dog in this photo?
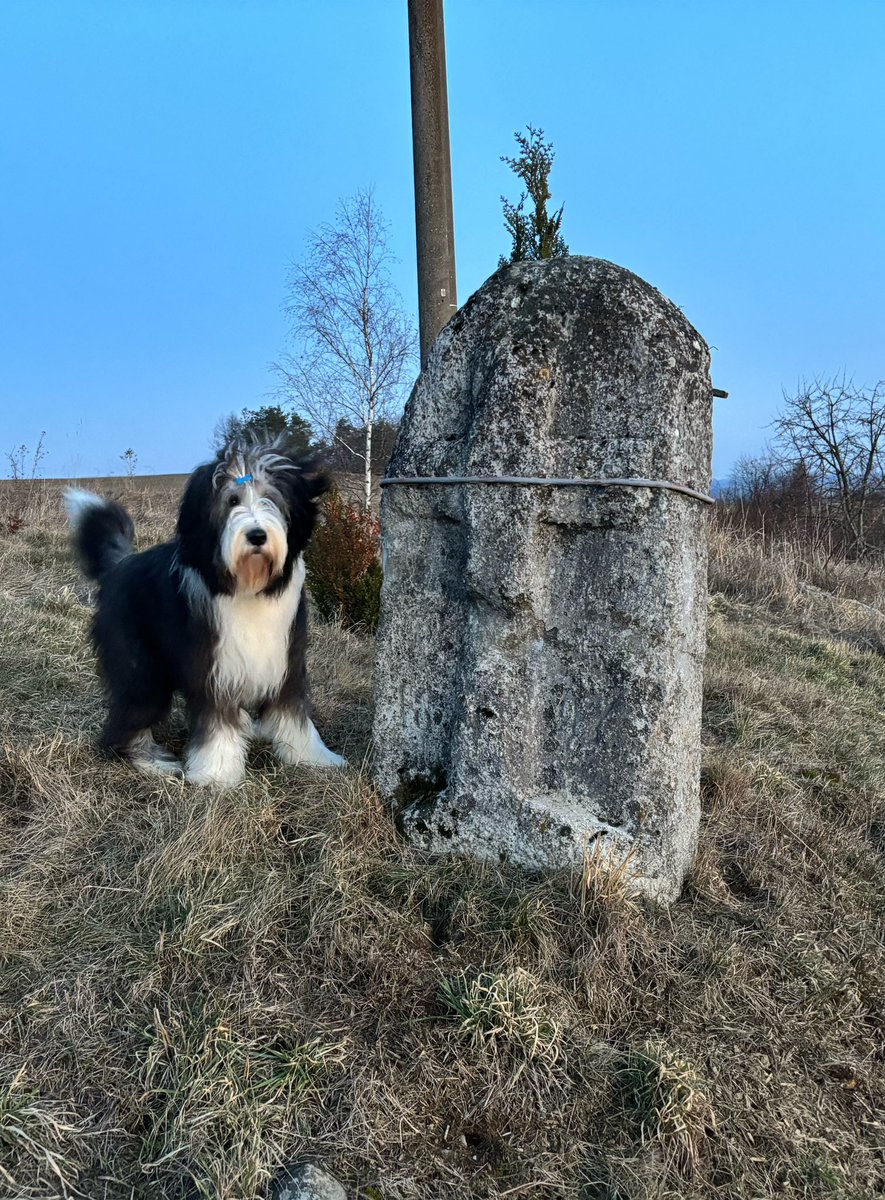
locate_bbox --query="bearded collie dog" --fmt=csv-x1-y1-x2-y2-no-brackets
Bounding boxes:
66,440,345,786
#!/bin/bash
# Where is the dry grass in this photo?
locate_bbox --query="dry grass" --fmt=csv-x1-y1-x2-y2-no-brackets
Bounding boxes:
708,523,885,645
0,483,882,1198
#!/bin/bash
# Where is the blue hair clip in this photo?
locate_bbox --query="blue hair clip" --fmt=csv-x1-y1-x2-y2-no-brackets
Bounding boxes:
235,474,253,485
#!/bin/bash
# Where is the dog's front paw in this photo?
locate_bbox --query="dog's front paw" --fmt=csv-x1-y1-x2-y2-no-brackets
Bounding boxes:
184,727,247,788
309,744,347,769
267,715,346,769
185,763,245,788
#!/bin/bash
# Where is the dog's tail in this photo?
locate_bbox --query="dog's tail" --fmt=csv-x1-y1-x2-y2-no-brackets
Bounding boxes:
65,490,135,582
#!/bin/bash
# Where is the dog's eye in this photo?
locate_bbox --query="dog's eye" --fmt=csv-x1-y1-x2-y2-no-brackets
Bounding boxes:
228,494,240,508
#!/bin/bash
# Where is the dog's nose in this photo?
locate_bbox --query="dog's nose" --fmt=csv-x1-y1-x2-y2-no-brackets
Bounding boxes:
246,528,267,547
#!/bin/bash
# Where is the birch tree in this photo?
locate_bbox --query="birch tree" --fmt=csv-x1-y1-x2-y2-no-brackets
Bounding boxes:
276,189,416,510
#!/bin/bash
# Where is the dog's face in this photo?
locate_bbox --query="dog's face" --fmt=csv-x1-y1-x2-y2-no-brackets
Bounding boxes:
215,452,289,595
177,441,329,596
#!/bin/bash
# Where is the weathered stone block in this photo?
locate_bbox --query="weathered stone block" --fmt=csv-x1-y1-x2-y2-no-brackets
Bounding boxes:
374,257,712,900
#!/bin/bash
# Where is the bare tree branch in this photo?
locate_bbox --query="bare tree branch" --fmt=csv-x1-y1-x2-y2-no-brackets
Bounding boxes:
774,374,885,554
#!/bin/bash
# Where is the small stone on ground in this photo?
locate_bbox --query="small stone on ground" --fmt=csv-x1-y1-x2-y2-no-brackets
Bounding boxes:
271,1162,347,1200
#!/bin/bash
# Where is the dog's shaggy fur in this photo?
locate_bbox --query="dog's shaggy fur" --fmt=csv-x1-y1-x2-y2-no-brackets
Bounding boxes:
66,441,344,785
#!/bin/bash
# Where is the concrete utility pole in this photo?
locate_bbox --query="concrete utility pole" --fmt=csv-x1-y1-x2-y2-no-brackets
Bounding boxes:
408,0,458,366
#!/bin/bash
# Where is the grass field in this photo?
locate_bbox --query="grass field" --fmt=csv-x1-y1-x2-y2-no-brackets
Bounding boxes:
0,478,883,1199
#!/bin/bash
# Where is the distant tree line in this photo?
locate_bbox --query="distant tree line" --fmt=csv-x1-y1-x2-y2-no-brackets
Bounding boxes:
718,375,885,558
214,403,400,482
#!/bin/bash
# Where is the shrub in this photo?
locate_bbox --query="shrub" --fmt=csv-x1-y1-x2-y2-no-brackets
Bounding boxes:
305,489,382,631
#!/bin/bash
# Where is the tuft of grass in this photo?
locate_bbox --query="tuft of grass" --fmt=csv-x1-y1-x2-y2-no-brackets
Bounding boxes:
708,523,885,646
438,968,561,1064
793,1152,868,1199
575,839,641,936
619,1042,715,1177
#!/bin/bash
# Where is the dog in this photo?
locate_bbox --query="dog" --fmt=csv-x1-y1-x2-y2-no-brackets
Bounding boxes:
66,439,344,786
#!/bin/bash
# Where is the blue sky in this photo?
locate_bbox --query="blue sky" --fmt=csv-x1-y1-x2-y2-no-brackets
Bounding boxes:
2,0,883,479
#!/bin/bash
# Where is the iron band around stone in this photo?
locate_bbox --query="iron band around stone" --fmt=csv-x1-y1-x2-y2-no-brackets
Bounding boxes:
380,475,715,504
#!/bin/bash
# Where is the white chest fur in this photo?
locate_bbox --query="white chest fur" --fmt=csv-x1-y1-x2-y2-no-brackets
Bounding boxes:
211,556,305,706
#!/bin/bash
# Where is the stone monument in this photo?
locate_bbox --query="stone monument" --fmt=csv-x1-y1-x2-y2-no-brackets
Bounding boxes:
373,256,712,901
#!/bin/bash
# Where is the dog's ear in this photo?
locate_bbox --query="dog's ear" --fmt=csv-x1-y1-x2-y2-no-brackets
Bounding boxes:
296,456,331,502
177,464,215,539
272,452,330,503
176,461,228,590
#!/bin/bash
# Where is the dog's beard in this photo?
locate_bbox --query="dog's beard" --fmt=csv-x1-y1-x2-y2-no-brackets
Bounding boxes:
221,504,288,595
235,547,275,593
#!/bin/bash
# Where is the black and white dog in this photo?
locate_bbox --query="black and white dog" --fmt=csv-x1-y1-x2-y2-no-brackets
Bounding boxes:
66,440,344,786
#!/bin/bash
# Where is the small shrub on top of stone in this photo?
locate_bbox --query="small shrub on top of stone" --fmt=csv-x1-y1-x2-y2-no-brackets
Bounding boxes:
306,489,382,632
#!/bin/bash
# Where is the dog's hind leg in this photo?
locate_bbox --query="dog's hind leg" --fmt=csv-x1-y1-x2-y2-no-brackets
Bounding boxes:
100,696,181,777
127,731,182,777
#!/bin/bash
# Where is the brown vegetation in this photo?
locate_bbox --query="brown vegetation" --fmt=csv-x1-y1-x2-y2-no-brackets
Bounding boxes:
0,480,882,1198
304,491,382,632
